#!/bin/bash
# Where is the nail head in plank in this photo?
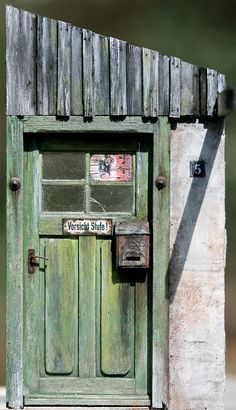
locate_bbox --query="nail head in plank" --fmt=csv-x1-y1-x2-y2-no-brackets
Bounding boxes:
37,17,57,115
6,6,36,115
71,26,83,115
170,57,181,118
57,22,71,116
142,48,159,117
127,44,142,115
110,38,127,116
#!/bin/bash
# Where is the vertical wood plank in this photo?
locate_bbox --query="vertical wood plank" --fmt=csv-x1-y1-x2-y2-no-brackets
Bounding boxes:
207,68,218,116
71,26,83,115
136,138,149,219
200,67,207,117
101,240,133,376
181,62,199,116
94,33,110,115
142,48,159,117
57,22,71,116
79,236,96,377
135,280,148,394
218,73,226,93
23,137,41,395
159,55,170,116
127,45,142,115
45,239,78,375
83,29,94,117
6,6,36,115
6,117,24,408
170,57,181,118
192,64,200,116
37,17,57,115
152,118,170,408
110,38,127,116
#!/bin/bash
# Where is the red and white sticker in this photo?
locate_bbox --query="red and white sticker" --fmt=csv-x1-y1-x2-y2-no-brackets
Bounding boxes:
90,154,132,182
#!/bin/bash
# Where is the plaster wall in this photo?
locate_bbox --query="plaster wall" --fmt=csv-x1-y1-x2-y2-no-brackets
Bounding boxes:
169,120,226,410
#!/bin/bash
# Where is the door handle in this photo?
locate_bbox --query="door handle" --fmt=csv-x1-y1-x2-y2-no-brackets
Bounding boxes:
28,249,48,274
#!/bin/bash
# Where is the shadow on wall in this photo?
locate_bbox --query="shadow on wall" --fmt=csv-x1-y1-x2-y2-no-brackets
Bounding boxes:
168,118,224,302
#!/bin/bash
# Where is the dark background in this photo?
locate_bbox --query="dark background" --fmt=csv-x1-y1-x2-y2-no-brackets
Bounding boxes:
0,0,236,383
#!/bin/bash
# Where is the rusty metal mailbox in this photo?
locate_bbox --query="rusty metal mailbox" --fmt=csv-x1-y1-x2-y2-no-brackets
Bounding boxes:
115,221,150,269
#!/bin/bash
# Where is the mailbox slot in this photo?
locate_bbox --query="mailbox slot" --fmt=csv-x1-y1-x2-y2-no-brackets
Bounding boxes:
115,221,150,269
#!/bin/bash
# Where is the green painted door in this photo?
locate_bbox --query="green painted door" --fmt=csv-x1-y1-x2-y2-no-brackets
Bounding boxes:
23,132,151,406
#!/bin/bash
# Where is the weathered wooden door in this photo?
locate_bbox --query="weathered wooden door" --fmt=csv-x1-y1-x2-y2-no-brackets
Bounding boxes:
23,131,151,407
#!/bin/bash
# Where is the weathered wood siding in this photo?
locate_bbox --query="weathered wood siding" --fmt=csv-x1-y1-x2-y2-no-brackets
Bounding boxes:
169,120,225,410
6,6,225,118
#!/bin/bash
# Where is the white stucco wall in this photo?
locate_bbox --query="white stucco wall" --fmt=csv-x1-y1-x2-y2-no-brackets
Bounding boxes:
169,120,226,410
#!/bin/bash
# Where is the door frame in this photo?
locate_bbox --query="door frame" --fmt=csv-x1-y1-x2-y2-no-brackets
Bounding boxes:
6,115,170,409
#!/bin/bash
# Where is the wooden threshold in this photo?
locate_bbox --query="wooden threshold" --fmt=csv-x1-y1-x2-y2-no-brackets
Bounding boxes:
24,395,151,407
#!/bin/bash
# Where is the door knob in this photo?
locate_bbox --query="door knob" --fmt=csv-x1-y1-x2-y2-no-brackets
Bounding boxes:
155,176,167,190
28,249,48,274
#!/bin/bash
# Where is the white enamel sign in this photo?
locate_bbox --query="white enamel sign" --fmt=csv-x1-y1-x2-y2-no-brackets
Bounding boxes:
63,219,113,236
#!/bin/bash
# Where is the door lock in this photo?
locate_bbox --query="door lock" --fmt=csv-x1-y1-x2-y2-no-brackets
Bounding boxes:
28,249,48,274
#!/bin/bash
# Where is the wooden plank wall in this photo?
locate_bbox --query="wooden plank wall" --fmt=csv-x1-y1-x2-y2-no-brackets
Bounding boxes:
6,6,226,118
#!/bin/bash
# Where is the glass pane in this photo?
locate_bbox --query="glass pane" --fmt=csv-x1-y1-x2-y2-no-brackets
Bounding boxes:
43,152,86,180
90,186,133,213
90,154,133,182
43,185,84,212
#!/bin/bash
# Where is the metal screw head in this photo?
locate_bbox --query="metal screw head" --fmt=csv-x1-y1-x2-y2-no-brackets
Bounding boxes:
155,176,167,190
9,177,21,191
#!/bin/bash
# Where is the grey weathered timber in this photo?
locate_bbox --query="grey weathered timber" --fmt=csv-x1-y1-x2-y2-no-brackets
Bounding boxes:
218,73,226,93
110,38,127,116
83,30,94,117
6,117,24,408
181,62,200,116
158,55,170,116
152,118,170,408
170,57,181,118
207,68,218,116
6,6,36,115
57,22,71,116
37,17,57,115
142,48,159,117
94,33,110,115
6,6,224,118
127,45,142,115
71,26,83,115
200,67,207,116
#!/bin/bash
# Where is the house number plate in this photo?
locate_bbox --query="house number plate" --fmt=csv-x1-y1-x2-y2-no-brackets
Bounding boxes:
63,219,113,236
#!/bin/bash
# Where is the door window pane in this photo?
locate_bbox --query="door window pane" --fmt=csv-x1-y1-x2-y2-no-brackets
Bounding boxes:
43,152,86,180
43,185,84,212
90,186,133,213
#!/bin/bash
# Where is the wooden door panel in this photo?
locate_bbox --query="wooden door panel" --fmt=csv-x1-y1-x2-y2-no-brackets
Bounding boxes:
101,240,134,376
44,239,78,375
78,236,96,377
